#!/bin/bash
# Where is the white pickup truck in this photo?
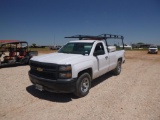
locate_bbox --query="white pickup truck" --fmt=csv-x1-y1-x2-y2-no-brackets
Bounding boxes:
148,45,158,54
28,34,125,97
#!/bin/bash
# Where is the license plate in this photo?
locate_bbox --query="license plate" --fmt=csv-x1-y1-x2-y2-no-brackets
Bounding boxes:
35,84,43,91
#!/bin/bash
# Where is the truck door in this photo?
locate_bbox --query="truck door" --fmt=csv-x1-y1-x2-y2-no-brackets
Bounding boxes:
93,43,110,77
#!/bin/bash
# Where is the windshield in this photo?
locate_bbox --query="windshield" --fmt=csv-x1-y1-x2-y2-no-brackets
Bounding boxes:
58,42,93,55
150,46,157,48
0,44,8,52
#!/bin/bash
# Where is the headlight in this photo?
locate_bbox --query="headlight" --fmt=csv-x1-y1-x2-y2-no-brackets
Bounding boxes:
59,72,72,79
59,65,71,71
58,65,72,79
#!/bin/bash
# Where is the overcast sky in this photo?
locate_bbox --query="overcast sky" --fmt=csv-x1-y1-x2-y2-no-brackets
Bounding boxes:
0,0,160,45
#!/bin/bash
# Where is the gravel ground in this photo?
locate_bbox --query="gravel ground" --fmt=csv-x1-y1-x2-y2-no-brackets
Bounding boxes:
0,51,160,120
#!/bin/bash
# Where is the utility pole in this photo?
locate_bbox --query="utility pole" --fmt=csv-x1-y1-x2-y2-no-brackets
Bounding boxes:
54,35,56,46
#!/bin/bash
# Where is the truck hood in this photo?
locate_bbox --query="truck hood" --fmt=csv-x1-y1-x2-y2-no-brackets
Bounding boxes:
31,53,91,65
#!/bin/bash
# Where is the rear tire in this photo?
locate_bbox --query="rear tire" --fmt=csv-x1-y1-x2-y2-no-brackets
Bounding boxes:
74,73,91,97
113,60,122,75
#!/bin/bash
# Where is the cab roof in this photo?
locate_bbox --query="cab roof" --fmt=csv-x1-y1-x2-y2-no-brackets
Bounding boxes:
69,40,96,43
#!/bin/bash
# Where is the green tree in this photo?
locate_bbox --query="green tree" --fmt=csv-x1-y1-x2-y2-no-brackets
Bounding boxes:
32,43,36,48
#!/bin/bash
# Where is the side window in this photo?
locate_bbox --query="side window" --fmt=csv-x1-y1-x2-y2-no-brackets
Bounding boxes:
94,43,105,55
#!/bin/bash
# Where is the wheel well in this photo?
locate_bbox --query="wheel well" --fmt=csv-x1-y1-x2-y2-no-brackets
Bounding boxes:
118,58,122,62
78,68,92,79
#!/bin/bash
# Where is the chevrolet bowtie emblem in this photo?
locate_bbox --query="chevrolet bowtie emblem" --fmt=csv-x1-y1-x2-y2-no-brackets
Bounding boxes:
37,67,43,72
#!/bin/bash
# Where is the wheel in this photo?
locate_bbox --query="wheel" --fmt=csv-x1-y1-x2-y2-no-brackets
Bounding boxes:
74,73,91,97
113,60,122,75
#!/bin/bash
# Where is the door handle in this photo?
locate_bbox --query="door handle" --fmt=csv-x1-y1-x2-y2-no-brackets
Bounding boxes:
105,56,108,59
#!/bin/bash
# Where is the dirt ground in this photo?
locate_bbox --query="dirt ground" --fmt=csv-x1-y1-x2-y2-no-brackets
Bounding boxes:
0,51,160,120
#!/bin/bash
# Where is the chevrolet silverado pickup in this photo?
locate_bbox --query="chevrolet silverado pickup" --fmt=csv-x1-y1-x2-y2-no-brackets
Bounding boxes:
28,34,125,97
148,45,158,54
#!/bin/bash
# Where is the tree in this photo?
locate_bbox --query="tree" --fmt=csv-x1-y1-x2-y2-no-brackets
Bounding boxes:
32,43,37,48
137,42,144,45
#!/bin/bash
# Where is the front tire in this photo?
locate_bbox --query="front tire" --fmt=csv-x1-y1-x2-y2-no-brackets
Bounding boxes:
113,60,122,75
74,73,91,97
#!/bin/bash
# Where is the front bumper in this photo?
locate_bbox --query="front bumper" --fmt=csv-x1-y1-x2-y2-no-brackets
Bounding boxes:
28,72,77,93
148,49,158,54
148,51,158,54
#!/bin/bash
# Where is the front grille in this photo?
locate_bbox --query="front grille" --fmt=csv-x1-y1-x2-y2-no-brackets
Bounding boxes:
151,49,155,52
29,61,58,80
30,69,57,80
30,61,57,70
